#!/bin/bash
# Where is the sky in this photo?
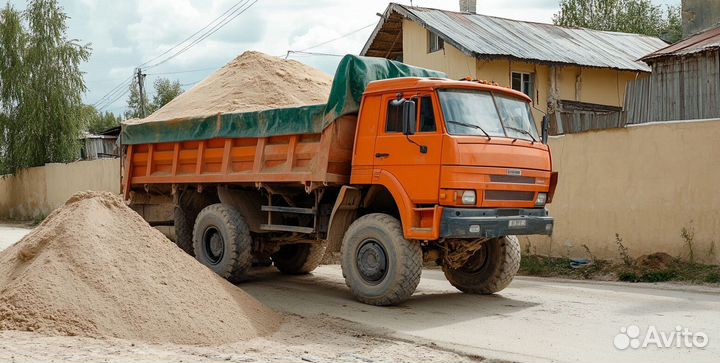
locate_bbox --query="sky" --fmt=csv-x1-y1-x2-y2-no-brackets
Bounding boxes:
7,0,681,116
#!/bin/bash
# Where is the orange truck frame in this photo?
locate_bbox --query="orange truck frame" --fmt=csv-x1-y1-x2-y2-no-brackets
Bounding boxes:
123,77,558,306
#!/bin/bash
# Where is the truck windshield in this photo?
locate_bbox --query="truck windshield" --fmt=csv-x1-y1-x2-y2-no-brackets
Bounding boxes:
438,89,539,142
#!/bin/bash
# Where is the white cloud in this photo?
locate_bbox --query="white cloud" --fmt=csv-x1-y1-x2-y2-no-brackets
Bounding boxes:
40,0,677,114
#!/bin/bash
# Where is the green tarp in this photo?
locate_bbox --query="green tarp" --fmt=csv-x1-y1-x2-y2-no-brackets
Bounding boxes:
122,55,446,145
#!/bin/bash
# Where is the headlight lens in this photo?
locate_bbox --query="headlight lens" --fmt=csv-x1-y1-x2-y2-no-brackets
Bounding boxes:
536,192,547,206
461,190,476,205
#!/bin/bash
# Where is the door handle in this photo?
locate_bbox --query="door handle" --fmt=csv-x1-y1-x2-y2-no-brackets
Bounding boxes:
375,152,390,158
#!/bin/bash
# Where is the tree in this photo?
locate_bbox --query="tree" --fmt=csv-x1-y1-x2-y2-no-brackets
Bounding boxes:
124,80,150,120
124,77,183,119
151,78,183,111
553,0,683,43
80,104,120,134
0,0,90,174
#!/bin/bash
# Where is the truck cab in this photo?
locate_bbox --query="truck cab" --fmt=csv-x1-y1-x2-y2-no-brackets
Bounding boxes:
331,77,557,305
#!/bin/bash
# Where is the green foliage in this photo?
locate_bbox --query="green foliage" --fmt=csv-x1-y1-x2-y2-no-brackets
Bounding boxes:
553,0,683,43
615,233,633,266
681,222,696,264
125,77,183,119
80,104,120,134
152,78,183,110
0,0,90,174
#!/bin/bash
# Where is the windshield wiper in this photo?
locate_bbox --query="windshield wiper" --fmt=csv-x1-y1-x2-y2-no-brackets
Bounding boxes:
505,126,537,143
447,120,491,140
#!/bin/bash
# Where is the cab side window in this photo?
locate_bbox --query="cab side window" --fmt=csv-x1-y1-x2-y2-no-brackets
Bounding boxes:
386,100,403,133
419,96,436,132
385,98,419,133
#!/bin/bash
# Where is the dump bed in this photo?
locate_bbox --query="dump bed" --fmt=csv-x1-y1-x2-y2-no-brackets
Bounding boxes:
121,55,445,196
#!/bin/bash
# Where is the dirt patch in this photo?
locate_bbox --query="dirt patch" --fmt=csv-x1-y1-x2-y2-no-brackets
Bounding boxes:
127,51,333,125
0,191,279,345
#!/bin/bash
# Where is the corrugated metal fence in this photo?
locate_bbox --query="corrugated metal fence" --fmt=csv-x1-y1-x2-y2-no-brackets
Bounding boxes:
625,52,720,124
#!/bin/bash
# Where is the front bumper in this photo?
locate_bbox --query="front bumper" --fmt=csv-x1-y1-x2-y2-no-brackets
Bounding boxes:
440,207,553,238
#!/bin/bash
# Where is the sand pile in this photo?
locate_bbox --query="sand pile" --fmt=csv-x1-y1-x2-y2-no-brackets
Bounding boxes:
128,51,334,124
0,191,279,345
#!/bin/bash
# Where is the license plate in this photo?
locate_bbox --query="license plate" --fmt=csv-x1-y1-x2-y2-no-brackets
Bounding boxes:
508,219,527,228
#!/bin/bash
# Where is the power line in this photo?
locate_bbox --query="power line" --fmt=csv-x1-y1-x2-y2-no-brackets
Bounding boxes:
286,51,346,58
137,0,252,69
295,23,375,53
93,76,133,110
90,0,257,108
144,0,258,70
146,67,219,76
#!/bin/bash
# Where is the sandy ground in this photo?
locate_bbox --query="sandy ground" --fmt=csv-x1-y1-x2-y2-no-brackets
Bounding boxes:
0,314,478,363
0,224,476,363
2,224,719,363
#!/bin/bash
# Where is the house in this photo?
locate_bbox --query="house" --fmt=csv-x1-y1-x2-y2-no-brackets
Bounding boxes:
80,126,120,160
361,2,668,130
625,26,720,123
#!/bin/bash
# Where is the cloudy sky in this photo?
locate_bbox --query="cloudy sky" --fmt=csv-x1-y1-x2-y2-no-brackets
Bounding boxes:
8,0,680,116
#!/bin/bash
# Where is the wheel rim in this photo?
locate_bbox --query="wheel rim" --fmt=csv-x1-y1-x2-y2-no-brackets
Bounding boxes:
356,239,388,284
202,226,225,265
459,243,489,273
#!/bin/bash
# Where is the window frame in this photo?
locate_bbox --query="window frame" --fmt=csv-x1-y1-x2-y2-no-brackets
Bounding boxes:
511,71,534,101
427,30,444,53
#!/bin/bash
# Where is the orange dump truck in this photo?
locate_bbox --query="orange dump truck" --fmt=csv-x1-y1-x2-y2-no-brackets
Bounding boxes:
122,55,557,305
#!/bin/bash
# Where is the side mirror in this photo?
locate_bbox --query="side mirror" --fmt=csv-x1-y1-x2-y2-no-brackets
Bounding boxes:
402,99,417,135
541,115,549,144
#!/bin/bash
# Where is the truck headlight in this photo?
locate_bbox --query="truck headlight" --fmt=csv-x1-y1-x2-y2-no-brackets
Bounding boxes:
461,190,476,205
536,192,547,206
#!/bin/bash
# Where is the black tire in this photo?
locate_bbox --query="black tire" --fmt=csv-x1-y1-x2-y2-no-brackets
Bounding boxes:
174,190,218,257
174,206,195,256
193,204,253,283
340,213,422,306
272,242,327,275
443,235,521,294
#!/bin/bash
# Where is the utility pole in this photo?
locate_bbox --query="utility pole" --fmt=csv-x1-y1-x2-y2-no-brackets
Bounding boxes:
136,68,147,118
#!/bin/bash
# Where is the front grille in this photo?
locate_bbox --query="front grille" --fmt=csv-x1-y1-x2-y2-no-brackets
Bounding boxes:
490,175,536,184
497,209,521,216
485,190,535,201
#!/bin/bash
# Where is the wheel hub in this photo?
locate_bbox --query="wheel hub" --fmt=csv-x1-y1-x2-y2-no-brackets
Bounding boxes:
203,227,225,264
356,239,388,284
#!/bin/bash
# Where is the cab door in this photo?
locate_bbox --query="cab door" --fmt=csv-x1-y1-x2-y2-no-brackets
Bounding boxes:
373,92,443,204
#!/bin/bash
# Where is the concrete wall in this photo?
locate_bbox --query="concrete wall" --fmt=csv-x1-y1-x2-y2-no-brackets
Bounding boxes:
529,119,720,264
0,159,121,220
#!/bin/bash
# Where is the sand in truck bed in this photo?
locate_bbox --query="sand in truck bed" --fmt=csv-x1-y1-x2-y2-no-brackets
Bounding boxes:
0,191,279,345
126,51,334,125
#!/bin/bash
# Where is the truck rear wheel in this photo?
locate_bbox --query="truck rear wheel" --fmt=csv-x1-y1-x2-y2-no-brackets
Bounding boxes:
174,206,195,256
340,213,422,306
193,204,253,283
272,242,327,274
443,235,520,294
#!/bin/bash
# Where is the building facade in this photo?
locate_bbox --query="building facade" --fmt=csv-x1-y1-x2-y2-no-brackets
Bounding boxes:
362,3,668,131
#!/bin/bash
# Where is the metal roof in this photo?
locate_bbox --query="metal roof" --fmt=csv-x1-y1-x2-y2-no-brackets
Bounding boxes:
641,26,720,62
362,4,668,72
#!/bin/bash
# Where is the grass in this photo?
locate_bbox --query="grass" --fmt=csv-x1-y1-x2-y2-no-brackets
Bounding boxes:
520,252,720,285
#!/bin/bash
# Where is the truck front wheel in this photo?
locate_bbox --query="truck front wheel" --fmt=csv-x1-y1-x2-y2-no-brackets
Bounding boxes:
272,242,327,274
340,214,422,306
193,204,253,283
442,236,521,294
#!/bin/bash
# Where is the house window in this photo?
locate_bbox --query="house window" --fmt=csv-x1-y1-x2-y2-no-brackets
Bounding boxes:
511,72,534,100
427,30,444,53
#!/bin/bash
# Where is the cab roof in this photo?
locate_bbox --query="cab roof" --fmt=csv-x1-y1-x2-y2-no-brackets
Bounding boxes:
364,77,532,102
